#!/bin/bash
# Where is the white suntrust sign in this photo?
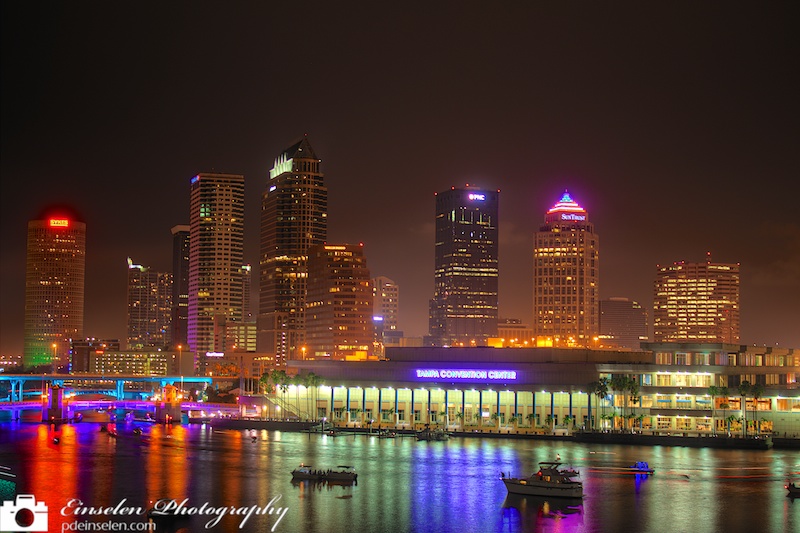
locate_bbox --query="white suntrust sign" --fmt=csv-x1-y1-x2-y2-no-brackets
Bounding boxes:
414,369,518,381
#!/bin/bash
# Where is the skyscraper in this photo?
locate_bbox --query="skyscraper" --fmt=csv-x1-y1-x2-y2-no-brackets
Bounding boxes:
170,224,190,349
599,297,649,350
126,258,172,350
188,172,245,373
23,209,86,368
258,136,327,364
306,244,373,360
532,191,599,346
429,186,499,346
372,276,399,332
653,259,740,343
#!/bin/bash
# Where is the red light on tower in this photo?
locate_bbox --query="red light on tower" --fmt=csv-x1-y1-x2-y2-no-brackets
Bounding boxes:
49,218,70,228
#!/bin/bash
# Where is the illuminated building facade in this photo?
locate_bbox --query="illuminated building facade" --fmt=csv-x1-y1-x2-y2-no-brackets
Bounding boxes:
188,172,245,373
429,186,499,346
258,136,327,364
495,318,534,347
532,191,599,345
653,260,740,343
277,343,800,438
306,244,374,360
372,276,400,349
599,297,649,350
170,225,190,348
23,211,86,368
126,258,172,350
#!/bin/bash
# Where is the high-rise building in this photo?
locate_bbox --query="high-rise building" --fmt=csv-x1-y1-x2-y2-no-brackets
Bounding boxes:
306,244,373,360
532,191,599,346
372,276,399,331
126,258,172,350
258,136,327,364
23,210,86,368
429,185,499,346
170,225,190,349
301,244,374,361
599,297,649,350
653,259,740,343
188,172,245,374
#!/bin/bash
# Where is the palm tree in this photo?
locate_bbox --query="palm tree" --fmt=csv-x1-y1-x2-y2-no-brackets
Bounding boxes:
708,385,719,435
609,375,631,429
526,412,536,429
751,383,764,435
738,381,751,438
591,378,609,430
455,410,464,430
627,377,640,431
490,412,500,430
306,372,323,421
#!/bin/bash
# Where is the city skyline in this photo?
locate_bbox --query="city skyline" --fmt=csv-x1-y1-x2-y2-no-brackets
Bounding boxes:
2,4,799,354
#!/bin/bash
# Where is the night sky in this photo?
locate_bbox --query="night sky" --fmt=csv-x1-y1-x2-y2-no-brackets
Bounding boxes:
2,3,799,355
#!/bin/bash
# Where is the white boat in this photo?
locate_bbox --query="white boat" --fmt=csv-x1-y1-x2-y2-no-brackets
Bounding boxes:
291,464,324,480
326,465,357,482
502,462,583,498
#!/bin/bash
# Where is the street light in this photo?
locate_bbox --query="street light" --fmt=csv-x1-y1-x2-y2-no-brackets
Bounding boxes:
51,343,57,366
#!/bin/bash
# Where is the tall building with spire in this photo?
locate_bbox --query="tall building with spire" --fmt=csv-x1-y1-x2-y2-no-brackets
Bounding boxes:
258,136,327,364
188,172,245,373
653,258,740,343
126,258,172,350
23,209,86,368
532,191,599,346
429,185,499,346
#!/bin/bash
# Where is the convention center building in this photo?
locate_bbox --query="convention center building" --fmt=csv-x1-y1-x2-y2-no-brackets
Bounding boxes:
274,343,800,437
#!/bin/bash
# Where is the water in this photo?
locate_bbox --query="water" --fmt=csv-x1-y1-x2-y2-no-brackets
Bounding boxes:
0,420,798,533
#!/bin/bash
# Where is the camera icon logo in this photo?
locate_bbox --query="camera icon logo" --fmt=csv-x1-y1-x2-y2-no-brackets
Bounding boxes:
0,495,48,531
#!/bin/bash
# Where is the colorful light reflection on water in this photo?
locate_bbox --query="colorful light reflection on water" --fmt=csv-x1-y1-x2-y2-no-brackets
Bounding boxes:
0,420,798,533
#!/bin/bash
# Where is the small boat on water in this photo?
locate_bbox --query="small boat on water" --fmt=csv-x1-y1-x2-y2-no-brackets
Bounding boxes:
628,461,655,474
326,465,357,482
786,482,800,497
291,464,324,481
377,430,397,438
502,462,583,498
416,428,449,441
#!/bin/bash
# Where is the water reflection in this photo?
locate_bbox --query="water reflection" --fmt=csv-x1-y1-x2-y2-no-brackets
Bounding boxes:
1,421,798,533
501,493,584,532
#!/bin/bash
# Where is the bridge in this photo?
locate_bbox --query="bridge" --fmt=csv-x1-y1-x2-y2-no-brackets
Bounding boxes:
0,399,239,422
0,373,215,401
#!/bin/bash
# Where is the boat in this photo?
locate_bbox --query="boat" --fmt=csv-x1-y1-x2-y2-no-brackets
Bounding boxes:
326,429,342,437
786,482,800,497
291,464,324,481
377,430,397,438
628,461,655,474
502,462,583,498
326,465,357,482
416,427,449,441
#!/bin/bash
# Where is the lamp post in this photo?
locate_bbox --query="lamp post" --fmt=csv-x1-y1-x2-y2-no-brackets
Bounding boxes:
51,343,57,366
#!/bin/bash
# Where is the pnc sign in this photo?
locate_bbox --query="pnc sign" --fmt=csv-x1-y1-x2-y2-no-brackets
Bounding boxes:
49,218,70,228
468,193,485,201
